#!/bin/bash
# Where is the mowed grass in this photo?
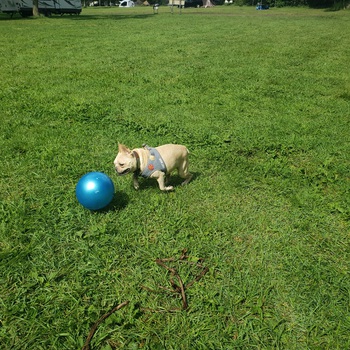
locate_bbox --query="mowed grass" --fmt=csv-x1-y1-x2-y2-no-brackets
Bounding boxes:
1,5,349,349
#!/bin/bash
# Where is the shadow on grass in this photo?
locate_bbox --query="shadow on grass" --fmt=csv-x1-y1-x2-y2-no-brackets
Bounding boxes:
0,12,154,21
62,13,154,20
137,171,201,191
99,190,129,212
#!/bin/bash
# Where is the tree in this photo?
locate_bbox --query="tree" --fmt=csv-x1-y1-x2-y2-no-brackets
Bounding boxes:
306,0,348,7
33,0,39,16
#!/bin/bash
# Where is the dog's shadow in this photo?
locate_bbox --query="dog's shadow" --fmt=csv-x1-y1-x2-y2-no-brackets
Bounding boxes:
139,172,201,190
97,172,201,212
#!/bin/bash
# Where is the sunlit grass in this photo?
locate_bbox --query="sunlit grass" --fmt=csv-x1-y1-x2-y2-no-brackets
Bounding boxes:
0,6,349,349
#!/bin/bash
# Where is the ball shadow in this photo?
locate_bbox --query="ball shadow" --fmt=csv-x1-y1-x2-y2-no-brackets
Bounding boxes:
99,191,129,212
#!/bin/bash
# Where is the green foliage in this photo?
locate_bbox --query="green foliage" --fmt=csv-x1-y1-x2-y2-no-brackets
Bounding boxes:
1,6,350,350
232,0,348,8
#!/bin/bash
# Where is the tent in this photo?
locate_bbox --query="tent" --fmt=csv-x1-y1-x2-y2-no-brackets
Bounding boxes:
203,0,214,7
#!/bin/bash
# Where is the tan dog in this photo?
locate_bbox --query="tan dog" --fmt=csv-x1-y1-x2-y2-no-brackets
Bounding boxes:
114,143,192,191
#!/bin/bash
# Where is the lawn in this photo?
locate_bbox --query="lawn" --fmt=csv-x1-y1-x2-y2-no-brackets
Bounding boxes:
0,5,349,349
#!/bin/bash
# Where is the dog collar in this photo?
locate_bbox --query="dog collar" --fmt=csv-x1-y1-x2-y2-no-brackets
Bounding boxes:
133,151,141,175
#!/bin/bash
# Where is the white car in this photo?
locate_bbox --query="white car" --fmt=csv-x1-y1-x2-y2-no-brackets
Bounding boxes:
119,0,134,7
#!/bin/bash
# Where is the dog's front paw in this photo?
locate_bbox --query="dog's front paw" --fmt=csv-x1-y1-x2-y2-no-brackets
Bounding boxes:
133,174,140,190
133,179,140,190
163,186,174,191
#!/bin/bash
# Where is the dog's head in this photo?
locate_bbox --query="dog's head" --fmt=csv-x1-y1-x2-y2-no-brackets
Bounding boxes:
114,143,136,176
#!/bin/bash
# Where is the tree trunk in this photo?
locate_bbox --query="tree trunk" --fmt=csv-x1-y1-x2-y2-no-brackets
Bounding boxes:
33,0,40,16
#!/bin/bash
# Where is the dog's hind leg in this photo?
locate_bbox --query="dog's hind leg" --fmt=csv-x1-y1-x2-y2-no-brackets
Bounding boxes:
178,160,192,186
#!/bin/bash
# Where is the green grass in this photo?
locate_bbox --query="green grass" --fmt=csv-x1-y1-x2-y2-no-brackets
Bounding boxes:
1,5,350,349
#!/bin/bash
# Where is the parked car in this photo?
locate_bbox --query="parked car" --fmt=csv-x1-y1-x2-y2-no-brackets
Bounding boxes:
168,0,202,7
119,0,134,7
256,2,269,9
184,0,202,7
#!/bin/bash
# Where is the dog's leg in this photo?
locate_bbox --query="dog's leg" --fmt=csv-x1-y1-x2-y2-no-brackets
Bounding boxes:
178,160,192,186
133,173,140,190
181,173,193,186
165,174,171,186
155,172,174,191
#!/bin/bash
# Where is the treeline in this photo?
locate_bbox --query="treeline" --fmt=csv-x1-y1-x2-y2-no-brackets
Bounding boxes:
233,0,349,8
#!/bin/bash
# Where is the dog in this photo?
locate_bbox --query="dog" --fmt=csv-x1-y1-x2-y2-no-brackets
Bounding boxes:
114,143,192,191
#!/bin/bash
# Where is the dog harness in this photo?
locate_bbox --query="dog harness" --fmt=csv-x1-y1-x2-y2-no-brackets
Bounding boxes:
139,145,167,178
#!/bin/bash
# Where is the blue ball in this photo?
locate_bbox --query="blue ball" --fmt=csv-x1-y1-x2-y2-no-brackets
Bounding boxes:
76,172,115,210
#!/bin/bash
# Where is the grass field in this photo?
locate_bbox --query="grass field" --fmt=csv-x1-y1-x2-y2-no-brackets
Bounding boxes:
1,5,349,349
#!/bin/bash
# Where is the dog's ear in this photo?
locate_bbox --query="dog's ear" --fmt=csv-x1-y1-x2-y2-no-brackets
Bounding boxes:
118,143,131,154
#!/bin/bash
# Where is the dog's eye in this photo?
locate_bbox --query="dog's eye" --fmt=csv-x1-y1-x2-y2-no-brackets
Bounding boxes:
119,163,124,167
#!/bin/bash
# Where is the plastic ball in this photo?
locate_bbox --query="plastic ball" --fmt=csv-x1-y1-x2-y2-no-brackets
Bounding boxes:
76,172,115,210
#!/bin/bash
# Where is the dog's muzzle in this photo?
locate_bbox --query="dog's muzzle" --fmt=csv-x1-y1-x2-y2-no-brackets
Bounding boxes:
117,168,131,176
